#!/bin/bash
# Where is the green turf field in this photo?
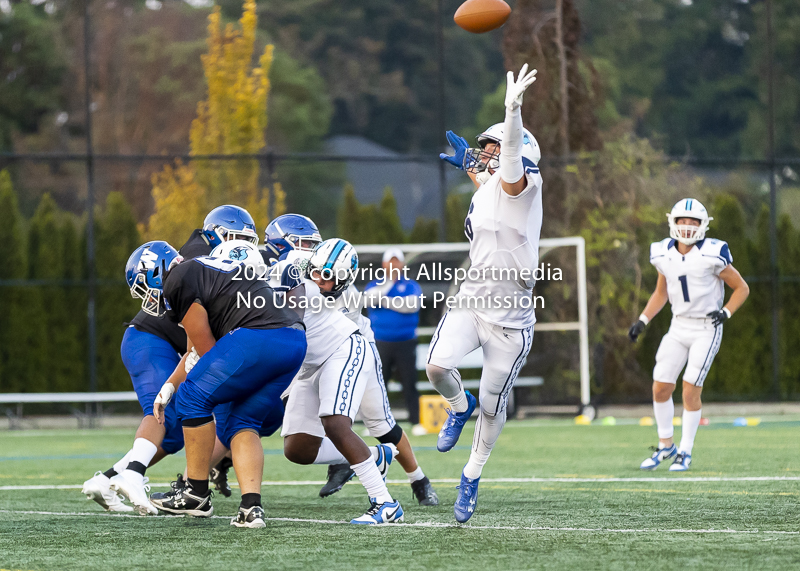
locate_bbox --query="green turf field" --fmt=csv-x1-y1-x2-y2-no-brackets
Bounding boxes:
1,418,798,570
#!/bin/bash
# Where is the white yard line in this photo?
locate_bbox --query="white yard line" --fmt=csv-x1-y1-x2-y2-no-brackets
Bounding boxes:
2,475,799,491
0,509,796,535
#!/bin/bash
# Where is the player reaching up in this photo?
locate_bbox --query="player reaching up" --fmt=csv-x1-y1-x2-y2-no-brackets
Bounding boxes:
630,199,749,471
431,64,540,522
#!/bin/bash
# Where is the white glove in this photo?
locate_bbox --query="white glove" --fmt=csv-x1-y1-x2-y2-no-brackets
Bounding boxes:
153,382,175,423
505,64,537,111
184,347,200,374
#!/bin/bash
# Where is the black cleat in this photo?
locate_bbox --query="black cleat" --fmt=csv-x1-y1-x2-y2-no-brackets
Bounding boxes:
319,463,355,498
150,484,213,517
231,505,266,528
411,476,439,506
150,473,186,501
210,457,233,498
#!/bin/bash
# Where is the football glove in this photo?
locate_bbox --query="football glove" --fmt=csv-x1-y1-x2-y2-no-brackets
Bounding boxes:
505,63,538,111
153,381,175,423
706,308,731,327
628,320,646,342
439,130,470,170
184,347,200,374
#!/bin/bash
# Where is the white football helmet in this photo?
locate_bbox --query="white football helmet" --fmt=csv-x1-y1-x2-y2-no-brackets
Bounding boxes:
667,198,713,245
465,123,541,184
306,238,358,298
210,239,265,272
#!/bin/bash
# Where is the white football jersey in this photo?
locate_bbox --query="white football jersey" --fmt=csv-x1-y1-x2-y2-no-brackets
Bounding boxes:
456,169,543,328
267,260,359,368
335,284,376,343
650,237,732,318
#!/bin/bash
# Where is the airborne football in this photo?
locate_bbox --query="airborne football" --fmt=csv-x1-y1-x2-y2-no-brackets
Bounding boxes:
1,0,797,569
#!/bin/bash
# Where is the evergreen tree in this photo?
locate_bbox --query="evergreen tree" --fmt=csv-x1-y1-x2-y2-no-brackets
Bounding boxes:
26,194,59,391
0,171,28,392
408,217,439,244
96,193,141,392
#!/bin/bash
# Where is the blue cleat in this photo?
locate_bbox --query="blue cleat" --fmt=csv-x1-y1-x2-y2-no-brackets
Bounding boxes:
350,498,404,525
437,390,477,452
640,443,677,470
669,452,692,471
454,471,480,523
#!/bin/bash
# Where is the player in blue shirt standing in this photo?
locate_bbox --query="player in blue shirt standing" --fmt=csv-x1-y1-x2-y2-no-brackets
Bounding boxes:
364,248,425,435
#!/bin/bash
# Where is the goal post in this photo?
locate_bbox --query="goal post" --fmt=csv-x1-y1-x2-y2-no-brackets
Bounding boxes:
353,237,591,410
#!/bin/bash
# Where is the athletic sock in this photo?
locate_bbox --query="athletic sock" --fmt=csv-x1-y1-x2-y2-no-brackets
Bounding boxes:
446,392,469,414
240,493,261,509
405,466,425,483
187,478,209,495
351,457,393,504
463,408,506,480
112,450,134,476
313,437,348,465
653,398,675,440
122,438,157,481
679,409,702,455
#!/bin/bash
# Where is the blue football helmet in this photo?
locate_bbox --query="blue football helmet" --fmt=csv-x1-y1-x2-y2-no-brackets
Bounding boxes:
125,241,182,316
264,214,322,261
202,205,259,247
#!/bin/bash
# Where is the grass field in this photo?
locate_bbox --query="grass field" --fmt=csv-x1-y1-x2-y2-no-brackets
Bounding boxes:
1,417,799,570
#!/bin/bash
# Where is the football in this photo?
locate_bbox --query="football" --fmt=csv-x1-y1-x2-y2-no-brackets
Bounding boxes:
454,0,511,34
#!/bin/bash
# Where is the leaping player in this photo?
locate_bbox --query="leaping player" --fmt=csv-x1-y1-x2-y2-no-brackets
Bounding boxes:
630,199,749,471
432,64,540,522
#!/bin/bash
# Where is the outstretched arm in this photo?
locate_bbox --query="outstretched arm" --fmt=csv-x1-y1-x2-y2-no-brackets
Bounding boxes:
500,64,537,197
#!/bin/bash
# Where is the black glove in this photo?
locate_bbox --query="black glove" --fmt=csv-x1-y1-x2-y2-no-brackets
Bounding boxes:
707,308,730,327
628,320,646,342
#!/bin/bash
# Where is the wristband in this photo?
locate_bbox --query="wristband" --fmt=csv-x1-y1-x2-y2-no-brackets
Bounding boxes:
722,307,731,319
639,314,650,326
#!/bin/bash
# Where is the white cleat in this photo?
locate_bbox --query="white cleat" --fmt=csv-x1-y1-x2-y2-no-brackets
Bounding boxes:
81,472,134,512
110,472,158,515
640,443,677,470
669,452,692,471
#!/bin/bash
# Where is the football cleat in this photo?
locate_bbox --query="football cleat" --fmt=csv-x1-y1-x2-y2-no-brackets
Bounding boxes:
669,452,692,471
640,443,677,470
454,472,480,523
231,505,266,528
81,472,134,512
411,476,439,506
375,443,397,480
110,473,158,516
150,484,213,517
350,498,404,525
210,457,233,498
319,463,355,498
437,390,477,452
149,473,186,501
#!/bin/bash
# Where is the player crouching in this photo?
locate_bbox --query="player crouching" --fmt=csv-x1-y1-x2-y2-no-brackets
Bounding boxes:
629,199,749,471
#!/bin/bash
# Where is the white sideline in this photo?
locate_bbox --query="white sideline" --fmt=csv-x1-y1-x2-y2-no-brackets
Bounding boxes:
2,475,800,491
0,509,796,535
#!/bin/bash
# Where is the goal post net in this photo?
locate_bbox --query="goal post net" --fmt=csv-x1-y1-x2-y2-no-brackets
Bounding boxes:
352,238,591,410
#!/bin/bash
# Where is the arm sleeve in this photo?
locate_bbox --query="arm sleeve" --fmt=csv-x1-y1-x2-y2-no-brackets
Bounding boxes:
500,105,525,185
164,262,203,323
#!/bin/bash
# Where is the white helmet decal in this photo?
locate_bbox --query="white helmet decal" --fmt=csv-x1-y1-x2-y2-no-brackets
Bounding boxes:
210,240,265,272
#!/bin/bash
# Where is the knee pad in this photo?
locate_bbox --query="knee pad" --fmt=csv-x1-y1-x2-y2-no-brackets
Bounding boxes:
376,423,403,446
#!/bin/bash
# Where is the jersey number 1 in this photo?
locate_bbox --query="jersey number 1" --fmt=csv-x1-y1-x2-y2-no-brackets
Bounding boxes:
678,275,690,302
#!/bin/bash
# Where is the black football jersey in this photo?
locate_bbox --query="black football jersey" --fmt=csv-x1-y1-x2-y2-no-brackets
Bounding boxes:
179,229,214,260
163,257,302,339
129,311,187,354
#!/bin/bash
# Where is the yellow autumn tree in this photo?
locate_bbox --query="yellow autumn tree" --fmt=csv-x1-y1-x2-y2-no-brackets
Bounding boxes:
144,0,282,241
